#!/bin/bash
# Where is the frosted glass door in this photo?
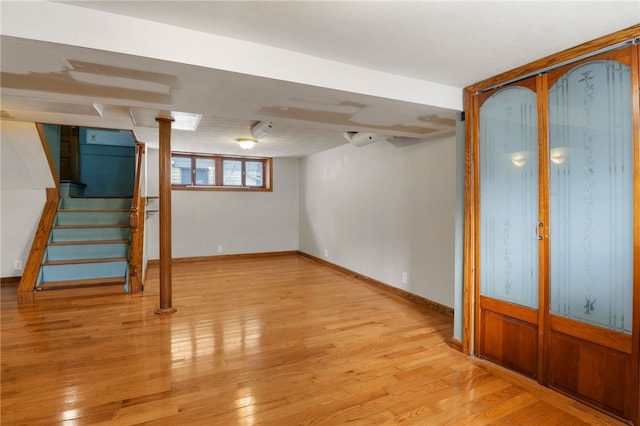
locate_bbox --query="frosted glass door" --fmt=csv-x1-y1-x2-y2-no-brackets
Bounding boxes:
548,59,633,333
473,45,638,421
479,86,539,308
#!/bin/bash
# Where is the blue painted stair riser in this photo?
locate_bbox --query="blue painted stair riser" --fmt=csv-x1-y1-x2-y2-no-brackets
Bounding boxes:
51,227,130,242
56,211,130,226
41,260,128,282
61,197,132,210
45,242,128,262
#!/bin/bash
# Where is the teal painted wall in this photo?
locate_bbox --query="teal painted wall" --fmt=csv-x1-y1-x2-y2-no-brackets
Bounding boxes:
79,128,135,197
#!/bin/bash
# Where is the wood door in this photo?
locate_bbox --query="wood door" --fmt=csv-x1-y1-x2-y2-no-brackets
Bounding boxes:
543,47,639,421
475,76,543,379
475,46,639,423
59,125,80,182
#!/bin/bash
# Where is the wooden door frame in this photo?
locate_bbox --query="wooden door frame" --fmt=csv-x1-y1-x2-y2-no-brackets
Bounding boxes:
632,40,640,425
536,73,550,384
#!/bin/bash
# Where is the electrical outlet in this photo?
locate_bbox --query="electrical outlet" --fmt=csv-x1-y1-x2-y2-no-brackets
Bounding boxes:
14,260,23,271
217,245,223,253
401,272,408,284
324,249,329,258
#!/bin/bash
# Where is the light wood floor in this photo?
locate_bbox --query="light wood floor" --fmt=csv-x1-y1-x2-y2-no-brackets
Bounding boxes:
1,254,625,425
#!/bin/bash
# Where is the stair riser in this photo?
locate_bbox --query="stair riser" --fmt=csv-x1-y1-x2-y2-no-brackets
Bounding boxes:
51,227,130,242
61,198,132,210
46,243,128,262
40,261,128,282
56,211,130,226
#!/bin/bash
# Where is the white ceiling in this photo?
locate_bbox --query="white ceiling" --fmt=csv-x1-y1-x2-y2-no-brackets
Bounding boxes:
1,1,639,157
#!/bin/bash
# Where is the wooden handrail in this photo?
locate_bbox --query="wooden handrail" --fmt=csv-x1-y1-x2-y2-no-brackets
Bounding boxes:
18,188,59,294
128,142,145,293
132,142,144,210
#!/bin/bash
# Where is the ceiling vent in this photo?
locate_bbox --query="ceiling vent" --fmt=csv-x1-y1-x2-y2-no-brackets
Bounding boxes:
343,132,386,147
250,121,273,140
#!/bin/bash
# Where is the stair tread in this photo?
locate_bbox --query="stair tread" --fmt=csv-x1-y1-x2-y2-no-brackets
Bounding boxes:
43,257,127,266
37,277,126,291
59,209,130,212
33,287,127,299
48,239,129,246
67,196,132,200
53,224,130,229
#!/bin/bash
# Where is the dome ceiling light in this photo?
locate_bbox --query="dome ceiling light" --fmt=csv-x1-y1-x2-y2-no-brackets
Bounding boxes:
236,137,258,150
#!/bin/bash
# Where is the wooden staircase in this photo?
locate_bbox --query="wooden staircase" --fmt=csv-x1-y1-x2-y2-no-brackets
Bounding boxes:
34,196,132,293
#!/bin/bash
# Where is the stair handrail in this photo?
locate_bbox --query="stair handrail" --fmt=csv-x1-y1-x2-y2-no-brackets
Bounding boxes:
18,124,61,296
18,188,59,294
128,142,145,293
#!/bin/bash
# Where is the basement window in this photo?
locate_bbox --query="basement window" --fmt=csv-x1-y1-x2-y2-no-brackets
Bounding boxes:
171,153,272,191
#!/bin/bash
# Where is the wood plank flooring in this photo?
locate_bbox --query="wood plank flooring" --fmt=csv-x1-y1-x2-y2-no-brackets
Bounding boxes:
1,254,625,425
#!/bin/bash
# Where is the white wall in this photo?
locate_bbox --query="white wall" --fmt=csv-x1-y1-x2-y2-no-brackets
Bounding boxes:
1,122,55,277
299,134,456,308
146,155,298,259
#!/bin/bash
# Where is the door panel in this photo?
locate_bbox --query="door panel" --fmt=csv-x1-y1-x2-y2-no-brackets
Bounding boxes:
548,331,628,416
477,79,540,379
480,299,538,377
546,50,636,419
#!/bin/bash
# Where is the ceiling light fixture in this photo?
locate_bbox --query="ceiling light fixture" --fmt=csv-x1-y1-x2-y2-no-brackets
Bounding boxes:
170,111,202,131
236,138,258,150
128,108,201,131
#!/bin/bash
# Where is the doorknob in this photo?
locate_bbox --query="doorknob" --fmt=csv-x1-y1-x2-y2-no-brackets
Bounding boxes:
536,222,545,240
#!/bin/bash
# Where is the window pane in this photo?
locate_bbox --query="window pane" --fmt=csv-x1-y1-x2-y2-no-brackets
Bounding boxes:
245,161,263,187
548,60,633,333
223,160,242,186
195,158,215,185
479,86,539,309
171,156,191,185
